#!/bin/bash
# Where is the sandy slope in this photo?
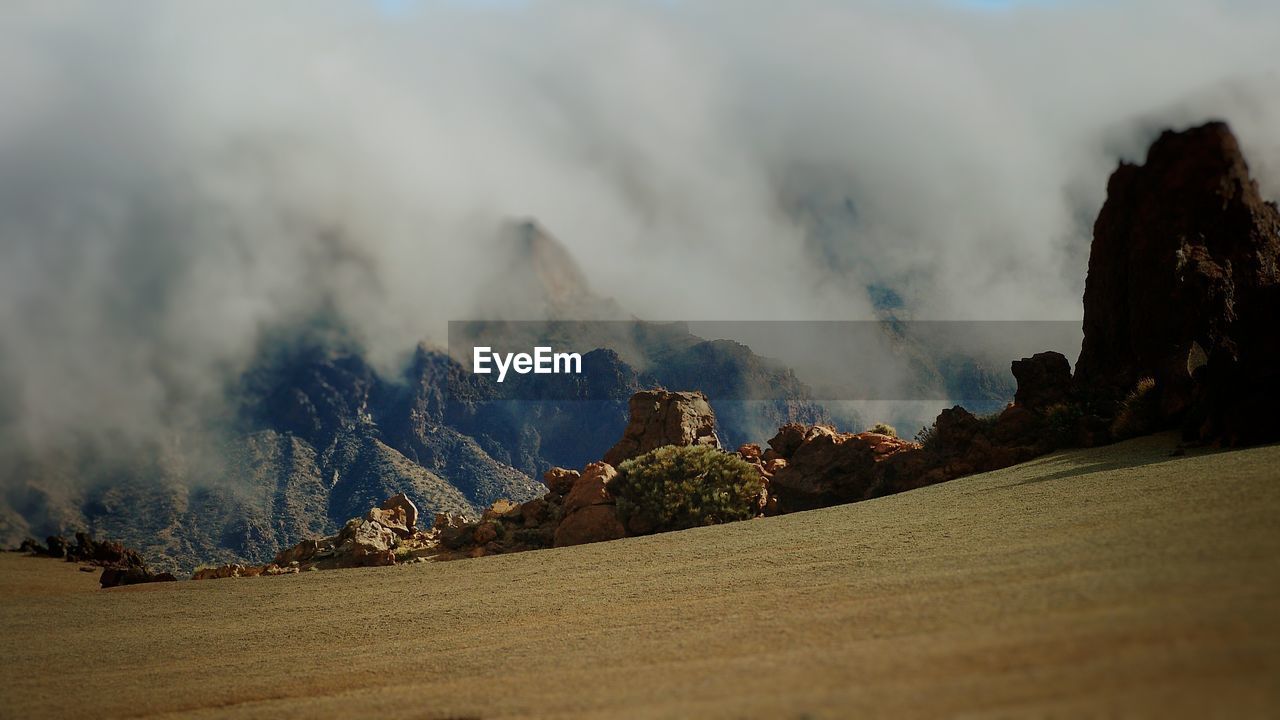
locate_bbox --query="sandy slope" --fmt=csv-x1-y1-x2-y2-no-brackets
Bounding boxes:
1,434,1278,719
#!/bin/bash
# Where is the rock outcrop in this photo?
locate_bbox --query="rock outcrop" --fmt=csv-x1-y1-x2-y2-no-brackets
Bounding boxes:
766,426,918,513
602,391,719,466
15,533,177,588
1011,352,1073,413
554,463,626,547
1075,121,1280,444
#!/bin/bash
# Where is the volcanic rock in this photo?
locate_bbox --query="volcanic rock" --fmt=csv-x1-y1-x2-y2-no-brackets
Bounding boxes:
553,504,627,548
1074,121,1280,442
602,390,719,466
1012,352,1072,413
379,493,419,533
767,425,917,513
542,467,580,496
563,462,617,515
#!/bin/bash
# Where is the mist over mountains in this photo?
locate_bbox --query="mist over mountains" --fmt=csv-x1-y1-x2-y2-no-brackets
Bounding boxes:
2,1,1279,568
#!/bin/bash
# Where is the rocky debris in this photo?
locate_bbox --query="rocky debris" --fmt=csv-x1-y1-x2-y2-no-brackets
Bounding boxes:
542,467,580,495
192,564,262,581
602,390,719,466
99,567,178,588
14,533,178,588
1075,121,1280,444
554,504,627,548
380,493,419,533
767,425,918,513
1012,352,1073,413
555,463,627,547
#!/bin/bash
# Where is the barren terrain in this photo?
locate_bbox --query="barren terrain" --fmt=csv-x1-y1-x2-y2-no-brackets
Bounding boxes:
2,434,1278,719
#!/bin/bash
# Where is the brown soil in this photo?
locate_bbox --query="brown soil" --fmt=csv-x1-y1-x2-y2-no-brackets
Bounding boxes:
1,434,1277,719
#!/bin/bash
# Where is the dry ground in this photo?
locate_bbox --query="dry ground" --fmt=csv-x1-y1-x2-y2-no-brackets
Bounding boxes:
1,434,1278,719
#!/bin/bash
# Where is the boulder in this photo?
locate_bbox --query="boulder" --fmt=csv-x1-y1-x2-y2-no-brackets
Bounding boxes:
45,535,68,559
482,499,520,522
602,390,719,466
553,505,627,548
766,424,809,460
1074,121,1280,443
367,507,412,540
272,538,326,567
542,467,580,496
931,407,984,455
1011,352,1072,413
379,493,419,532
100,567,177,589
563,462,617,515
767,426,879,512
473,522,499,545
345,517,394,563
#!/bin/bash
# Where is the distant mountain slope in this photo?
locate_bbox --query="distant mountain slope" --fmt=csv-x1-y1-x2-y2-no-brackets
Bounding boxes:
0,221,1016,573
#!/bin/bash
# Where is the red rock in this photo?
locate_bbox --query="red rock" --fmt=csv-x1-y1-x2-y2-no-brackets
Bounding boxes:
366,507,412,540
380,493,420,532
482,499,519,522
602,390,719,466
553,505,627,548
473,522,499,545
521,498,548,527
1075,121,1280,444
766,424,809,459
542,467,580,496
1011,352,1072,413
563,462,617,515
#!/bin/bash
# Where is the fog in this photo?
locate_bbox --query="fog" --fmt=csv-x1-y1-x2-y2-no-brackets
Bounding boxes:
1,0,1279,459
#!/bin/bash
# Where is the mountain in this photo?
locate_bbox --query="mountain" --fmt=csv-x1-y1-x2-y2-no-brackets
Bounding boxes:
0,225,831,572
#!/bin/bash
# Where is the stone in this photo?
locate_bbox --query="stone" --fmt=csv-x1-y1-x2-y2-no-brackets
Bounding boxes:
563,462,617,515
542,467,580,496
767,426,878,512
766,424,809,460
379,493,420,532
1074,121,1280,443
1011,352,1072,413
473,522,499,545
602,390,719,466
482,499,519,522
553,505,627,548
367,507,412,540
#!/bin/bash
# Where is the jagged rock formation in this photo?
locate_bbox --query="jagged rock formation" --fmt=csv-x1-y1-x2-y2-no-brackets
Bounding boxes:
602,391,719,466
14,533,176,588
1012,352,1073,413
764,426,918,513
1075,121,1280,444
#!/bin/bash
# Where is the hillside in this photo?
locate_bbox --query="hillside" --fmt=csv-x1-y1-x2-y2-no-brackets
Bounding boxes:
2,433,1277,718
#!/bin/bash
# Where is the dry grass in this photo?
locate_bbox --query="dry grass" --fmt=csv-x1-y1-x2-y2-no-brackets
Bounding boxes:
2,433,1278,719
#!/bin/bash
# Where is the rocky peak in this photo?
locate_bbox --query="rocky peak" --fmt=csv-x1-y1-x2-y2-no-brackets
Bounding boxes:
602,390,719,467
1076,124,1280,391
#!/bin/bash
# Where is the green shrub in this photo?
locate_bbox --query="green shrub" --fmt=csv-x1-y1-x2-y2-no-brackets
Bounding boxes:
869,422,898,438
1043,402,1084,447
915,424,939,453
1111,377,1160,440
613,445,763,533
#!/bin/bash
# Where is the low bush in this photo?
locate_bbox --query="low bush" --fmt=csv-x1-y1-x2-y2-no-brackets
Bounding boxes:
612,445,763,533
1110,377,1160,440
869,422,898,438
1043,402,1084,447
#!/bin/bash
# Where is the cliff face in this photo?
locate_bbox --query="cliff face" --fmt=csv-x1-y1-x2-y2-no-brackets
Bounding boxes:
1075,121,1280,443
